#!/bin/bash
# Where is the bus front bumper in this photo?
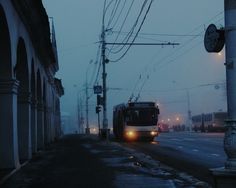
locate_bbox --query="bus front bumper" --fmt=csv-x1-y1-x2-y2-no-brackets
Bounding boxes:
125,130,158,140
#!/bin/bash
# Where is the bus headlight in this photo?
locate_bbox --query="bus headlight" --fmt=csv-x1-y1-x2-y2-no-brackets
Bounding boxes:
150,131,157,136
126,131,135,138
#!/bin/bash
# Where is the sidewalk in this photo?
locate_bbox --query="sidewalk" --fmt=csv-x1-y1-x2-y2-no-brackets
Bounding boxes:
0,134,210,188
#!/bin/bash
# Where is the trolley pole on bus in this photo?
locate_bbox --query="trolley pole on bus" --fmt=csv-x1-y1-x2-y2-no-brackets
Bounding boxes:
209,0,236,186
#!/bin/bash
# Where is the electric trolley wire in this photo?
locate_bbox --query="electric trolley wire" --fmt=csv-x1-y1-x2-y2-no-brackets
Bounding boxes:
106,0,121,29
151,17,224,71
108,0,150,55
94,0,153,92
128,11,224,101
109,0,154,62
111,31,203,37
89,43,102,86
110,0,127,30
107,0,135,54
149,16,224,71
103,81,226,94
93,58,102,86
108,0,146,54
93,44,103,86
158,38,203,70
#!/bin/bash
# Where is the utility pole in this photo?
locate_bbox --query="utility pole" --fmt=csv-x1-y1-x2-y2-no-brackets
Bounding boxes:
186,89,192,132
85,78,90,134
172,81,192,131
100,0,179,140
100,1,109,139
96,105,101,136
77,95,80,133
80,97,84,134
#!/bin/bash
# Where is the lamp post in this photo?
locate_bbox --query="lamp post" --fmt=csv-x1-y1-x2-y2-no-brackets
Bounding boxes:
172,81,192,131
85,60,93,134
186,89,192,132
73,85,85,134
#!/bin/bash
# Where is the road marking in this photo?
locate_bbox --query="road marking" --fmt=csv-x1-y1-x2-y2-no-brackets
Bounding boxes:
211,153,220,157
171,138,181,141
192,149,199,152
183,138,195,141
177,146,183,149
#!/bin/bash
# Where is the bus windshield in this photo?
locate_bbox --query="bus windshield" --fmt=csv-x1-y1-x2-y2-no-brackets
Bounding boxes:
125,108,157,126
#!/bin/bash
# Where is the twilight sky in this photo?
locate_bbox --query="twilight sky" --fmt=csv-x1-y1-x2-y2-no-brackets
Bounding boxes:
43,0,226,130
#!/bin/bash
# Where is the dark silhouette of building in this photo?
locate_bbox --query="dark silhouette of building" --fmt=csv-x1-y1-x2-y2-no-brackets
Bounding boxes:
0,0,64,170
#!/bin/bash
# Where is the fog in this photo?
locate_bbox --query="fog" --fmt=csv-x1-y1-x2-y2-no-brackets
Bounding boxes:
42,0,226,131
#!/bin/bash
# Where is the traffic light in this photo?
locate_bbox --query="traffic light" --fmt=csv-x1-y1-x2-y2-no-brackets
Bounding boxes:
96,106,101,114
97,95,103,106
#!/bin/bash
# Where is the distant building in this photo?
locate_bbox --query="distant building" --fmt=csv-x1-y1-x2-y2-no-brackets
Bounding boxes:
61,112,75,134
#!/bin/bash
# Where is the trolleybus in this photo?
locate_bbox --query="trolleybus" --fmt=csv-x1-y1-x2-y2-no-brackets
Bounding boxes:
113,102,160,141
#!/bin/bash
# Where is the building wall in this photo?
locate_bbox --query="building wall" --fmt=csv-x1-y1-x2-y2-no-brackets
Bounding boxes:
0,0,63,169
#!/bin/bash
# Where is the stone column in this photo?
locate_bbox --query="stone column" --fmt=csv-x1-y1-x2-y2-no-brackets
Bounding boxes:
57,99,63,137
31,98,37,153
224,0,236,170
211,1,236,187
55,104,62,139
18,92,32,161
37,99,44,150
50,109,55,142
54,112,59,140
44,105,50,145
0,79,20,169
48,106,53,143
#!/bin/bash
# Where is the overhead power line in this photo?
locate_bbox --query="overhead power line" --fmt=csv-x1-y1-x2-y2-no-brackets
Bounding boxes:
109,0,154,62
108,0,149,55
107,0,121,28
111,31,203,37
128,11,224,101
107,0,135,54
105,42,180,46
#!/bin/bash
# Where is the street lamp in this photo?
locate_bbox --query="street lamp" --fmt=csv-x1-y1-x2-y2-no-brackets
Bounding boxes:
172,81,192,131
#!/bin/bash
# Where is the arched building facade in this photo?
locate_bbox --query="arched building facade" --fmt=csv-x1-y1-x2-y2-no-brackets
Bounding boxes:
0,0,64,169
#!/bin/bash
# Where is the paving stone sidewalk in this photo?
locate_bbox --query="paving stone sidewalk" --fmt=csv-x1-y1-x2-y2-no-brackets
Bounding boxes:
0,134,211,188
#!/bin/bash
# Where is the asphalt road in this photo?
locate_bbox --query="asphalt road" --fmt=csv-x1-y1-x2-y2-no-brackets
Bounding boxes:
155,132,226,168
121,131,227,185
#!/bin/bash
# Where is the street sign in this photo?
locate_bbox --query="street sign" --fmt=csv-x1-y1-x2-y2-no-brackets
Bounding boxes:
93,85,102,94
